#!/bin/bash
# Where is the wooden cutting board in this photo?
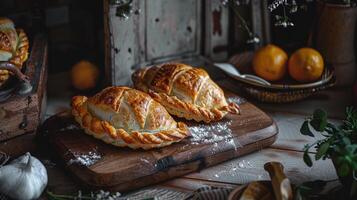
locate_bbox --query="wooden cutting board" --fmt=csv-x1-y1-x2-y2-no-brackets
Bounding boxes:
42,92,278,192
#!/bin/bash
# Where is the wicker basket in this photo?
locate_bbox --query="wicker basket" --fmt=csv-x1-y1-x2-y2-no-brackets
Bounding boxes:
225,51,336,103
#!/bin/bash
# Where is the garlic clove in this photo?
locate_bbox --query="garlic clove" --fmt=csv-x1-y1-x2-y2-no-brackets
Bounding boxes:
0,152,48,200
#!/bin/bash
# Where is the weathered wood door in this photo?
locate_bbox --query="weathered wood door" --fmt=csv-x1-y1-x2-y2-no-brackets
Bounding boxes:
104,0,229,85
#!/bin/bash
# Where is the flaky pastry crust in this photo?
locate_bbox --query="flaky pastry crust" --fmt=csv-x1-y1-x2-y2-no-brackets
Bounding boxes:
71,86,189,150
0,28,29,86
132,63,240,123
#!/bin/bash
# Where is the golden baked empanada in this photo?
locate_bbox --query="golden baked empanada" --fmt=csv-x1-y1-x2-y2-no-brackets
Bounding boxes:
132,63,240,123
0,18,29,87
71,86,189,150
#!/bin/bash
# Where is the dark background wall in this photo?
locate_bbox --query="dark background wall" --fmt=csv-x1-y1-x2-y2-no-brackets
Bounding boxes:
0,0,355,74
0,0,104,74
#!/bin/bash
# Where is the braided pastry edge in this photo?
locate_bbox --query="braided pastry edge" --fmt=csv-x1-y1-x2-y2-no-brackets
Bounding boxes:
148,90,240,123
71,96,190,150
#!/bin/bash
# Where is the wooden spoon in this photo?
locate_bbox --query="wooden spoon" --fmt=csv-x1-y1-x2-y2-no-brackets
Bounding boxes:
264,162,293,200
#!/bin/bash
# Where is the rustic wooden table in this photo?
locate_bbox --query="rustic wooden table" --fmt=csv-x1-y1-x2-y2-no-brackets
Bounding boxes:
42,72,353,198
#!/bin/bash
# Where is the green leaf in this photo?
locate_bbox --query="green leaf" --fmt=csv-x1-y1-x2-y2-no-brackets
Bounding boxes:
334,146,343,154
300,121,314,137
338,162,350,177
313,109,327,120
326,123,338,131
336,156,345,165
346,144,357,153
325,123,338,135
316,142,330,160
310,109,327,131
310,118,327,132
344,106,357,133
351,160,357,170
304,151,313,167
342,137,351,145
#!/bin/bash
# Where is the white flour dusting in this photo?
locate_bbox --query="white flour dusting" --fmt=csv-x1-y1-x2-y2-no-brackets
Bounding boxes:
188,120,233,144
183,119,243,156
237,159,253,169
67,148,102,167
227,96,246,105
58,124,80,132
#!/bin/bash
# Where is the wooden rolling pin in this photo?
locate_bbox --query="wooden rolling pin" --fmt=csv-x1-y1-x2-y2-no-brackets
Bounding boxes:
264,162,293,200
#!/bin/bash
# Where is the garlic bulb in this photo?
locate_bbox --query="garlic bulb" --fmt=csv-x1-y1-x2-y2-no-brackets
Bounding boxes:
0,152,48,200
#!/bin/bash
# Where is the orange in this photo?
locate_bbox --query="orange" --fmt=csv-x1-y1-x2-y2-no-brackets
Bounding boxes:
288,48,324,83
253,44,288,81
71,60,99,90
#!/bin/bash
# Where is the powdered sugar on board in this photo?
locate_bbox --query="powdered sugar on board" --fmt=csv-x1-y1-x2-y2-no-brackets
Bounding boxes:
189,120,232,144
58,124,80,132
227,96,246,105
188,120,242,149
67,148,102,167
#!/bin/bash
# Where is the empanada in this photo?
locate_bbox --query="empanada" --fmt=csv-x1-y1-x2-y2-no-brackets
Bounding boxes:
0,18,29,87
71,86,189,150
132,63,240,123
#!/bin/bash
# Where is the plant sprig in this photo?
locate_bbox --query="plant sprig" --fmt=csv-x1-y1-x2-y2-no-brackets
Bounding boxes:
221,0,260,44
300,107,357,198
300,107,357,177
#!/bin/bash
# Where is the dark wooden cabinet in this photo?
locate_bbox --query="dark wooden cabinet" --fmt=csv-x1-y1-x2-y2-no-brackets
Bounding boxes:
104,0,230,85
0,34,47,156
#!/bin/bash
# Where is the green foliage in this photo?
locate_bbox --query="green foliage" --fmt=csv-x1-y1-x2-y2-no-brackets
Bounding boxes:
315,141,330,160
303,150,313,167
294,180,327,200
300,121,314,137
300,107,357,195
310,109,327,132
300,107,357,169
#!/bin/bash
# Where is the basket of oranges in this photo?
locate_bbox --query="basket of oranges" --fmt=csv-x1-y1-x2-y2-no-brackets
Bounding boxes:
221,45,335,103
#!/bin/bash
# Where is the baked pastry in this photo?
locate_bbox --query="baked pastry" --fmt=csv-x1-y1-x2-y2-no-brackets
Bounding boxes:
0,18,29,86
71,86,189,150
132,63,240,123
